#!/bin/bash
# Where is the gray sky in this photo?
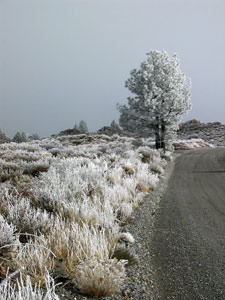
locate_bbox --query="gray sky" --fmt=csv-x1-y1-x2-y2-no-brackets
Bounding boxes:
0,0,225,138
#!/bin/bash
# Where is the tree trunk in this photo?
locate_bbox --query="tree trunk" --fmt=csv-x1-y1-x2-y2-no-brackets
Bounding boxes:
154,120,161,149
154,119,166,151
161,119,166,152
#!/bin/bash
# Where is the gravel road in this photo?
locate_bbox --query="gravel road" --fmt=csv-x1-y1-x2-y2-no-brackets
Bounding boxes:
151,148,225,299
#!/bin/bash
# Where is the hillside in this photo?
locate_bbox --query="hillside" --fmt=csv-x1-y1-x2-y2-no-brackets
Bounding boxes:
178,119,225,147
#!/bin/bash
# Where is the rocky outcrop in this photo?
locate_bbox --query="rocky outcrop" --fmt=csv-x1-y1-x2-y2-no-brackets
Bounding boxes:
178,120,225,147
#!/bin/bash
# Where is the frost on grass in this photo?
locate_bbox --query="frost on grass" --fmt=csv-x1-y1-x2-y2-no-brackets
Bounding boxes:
0,215,19,248
72,258,126,297
0,271,59,300
15,241,55,286
0,134,169,297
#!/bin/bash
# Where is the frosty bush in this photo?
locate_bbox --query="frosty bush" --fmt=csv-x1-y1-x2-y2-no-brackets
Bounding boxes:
46,220,117,278
1,189,52,235
0,214,19,247
15,241,55,286
0,271,59,300
72,258,126,297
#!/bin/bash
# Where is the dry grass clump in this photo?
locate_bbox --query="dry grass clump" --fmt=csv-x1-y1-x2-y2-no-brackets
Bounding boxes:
123,165,134,175
116,202,133,221
111,247,138,266
22,162,50,176
0,215,19,248
46,220,116,279
15,241,55,286
0,188,52,236
136,183,152,193
160,151,173,161
72,258,126,297
0,215,20,278
0,271,59,300
0,159,22,182
138,146,156,163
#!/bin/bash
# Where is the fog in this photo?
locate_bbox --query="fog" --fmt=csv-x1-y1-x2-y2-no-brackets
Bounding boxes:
0,0,225,137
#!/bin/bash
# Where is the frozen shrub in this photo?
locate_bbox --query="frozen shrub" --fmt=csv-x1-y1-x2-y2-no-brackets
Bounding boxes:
160,150,173,161
2,190,52,235
118,232,135,244
0,159,21,173
72,258,126,297
0,215,19,247
138,146,156,163
46,220,117,278
52,221,114,260
45,218,81,278
149,154,165,174
22,161,50,176
0,271,59,300
116,202,133,220
75,197,117,229
0,214,19,271
15,241,55,286
111,246,138,266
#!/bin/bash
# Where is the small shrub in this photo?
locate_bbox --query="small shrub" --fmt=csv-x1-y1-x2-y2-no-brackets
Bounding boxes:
15,242,55,287
0,271,59,300
111,247,138,266
0,215,19,248
123,165,134,175
72,258,126,297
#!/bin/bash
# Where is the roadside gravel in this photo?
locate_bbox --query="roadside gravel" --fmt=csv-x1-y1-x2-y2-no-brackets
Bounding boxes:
56,155,176,300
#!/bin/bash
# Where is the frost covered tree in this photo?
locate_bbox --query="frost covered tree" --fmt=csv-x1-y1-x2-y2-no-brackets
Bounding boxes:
29,133,40,140
110,120,120,129
12,131,27,143
78,120,88,133
118,50,192,150
0,129,11,143
73,123,79,131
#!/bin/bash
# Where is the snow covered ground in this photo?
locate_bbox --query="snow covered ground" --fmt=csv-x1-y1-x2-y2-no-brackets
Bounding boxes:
0,134,172,298
0,134,212,298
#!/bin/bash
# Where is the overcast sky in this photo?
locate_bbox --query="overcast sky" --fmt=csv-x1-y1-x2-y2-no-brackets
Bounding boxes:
0,0,225,137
